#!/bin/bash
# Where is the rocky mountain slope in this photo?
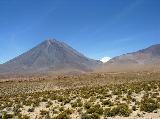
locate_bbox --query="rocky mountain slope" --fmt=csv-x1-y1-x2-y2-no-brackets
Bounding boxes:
99,44,160,72
0,39,101,74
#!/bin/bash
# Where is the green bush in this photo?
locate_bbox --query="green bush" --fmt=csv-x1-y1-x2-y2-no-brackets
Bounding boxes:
40,110,49,115
89,97,96,102
84,102,92,109
91,113,100,119
46,101,53,108
13,106,21,115
81,113,91,119
86,107,96,114
86,104,103,115
77,108,83,113
23,115,30,119
45,113,51,119
2,112,13,119
71,99,83,108
57,96,64,102
41,98,48,102
54,112,71,119
132,105,137,111
51,108,58,114
64,108,73,115
33,100,40,107
140,98,160,112
104,104,132,117
23,100,33,106
102,100,114,106
105,107,119,117
71,102,77,108
63,98,71,105
28,107,35,112
59,107,64,112
117,104,132,117
104,108,111,117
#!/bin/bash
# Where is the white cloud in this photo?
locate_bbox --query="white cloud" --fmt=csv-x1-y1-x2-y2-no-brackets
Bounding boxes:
100,57,111,63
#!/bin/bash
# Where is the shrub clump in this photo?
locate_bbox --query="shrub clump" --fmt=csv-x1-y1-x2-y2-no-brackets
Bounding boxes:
28,107,35,112
84,102,92,109
102,100,114,106
140,98,160,112
86,104,103,115
2,112,13,119
81,113,91,119
40,110,49,116
104,103,132,117
54,112,71,119
71,99,83,108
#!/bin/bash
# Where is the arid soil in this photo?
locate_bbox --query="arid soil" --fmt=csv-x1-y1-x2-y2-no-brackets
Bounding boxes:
0,72,160,119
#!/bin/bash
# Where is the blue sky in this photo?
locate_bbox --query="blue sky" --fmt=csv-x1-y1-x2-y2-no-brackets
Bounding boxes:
0,0,160,63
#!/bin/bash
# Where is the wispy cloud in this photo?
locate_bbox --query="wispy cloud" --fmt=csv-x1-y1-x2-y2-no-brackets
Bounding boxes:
112,37,134,44
80,0,145,39
114,0,144,20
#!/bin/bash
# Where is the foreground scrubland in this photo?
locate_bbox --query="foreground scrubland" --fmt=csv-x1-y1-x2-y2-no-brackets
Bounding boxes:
0,72,160,119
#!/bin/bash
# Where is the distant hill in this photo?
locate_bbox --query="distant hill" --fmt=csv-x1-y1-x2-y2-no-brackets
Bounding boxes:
0,39,101,74
98,44,160,72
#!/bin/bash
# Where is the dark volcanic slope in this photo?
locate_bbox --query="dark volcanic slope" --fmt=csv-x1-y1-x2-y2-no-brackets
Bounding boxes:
99,44,160,72
0,39,101,74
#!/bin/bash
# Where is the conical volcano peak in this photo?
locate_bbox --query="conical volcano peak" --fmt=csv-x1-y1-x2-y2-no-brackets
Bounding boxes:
46,39,53,45
39,39,65,49
43,39,61,45
0,39,100,74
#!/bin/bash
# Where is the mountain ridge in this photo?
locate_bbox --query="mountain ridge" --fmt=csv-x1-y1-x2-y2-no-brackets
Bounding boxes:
98,44,160,72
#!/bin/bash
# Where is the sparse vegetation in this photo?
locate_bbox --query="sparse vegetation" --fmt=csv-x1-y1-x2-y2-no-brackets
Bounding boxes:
0,72,160,118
